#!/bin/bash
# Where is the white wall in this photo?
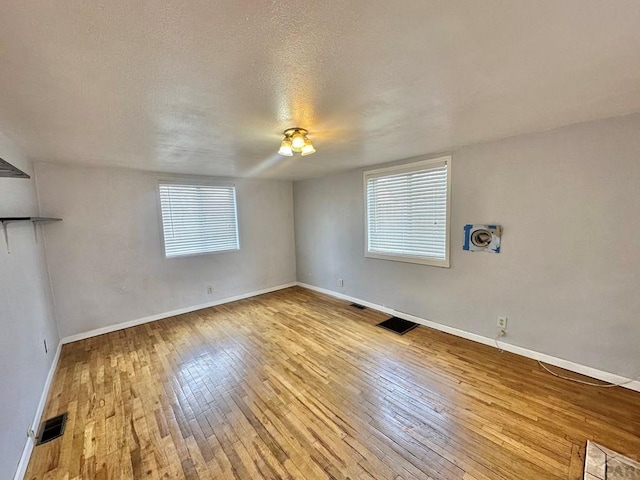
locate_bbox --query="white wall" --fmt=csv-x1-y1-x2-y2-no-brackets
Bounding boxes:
294,113,640,378
0,134,59,480
35,163,296,339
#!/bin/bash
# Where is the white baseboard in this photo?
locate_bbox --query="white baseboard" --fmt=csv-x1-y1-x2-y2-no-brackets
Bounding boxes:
61,282,297,344
14,280,637,479
14,282,296,479
13,340,63,480
297,282,640,393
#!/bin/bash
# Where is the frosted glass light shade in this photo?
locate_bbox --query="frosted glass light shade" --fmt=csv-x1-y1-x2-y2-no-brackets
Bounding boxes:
301,140,316,156
278,138,293,156
278,128,315,156
291,132,306,151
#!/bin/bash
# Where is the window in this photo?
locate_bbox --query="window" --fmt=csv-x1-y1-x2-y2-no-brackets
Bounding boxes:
158,182,239,258
364,156,451,267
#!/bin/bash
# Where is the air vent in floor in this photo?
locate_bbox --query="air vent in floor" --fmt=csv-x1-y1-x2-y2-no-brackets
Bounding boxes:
36,413,67,445
350,303,366,310
377,317,418,335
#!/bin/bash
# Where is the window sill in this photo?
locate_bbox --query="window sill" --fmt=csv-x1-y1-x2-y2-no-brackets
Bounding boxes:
165,247,240,259
365,251,450,268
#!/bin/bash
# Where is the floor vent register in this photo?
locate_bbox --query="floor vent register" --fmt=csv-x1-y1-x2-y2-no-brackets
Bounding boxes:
377,317,419,335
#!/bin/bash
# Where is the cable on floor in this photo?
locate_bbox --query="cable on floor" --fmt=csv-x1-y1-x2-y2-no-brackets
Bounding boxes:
494,336,638,388
536,360,639,388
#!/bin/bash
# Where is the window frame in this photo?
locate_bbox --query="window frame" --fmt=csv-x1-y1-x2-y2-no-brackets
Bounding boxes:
156,179,240,259
363,156,451,268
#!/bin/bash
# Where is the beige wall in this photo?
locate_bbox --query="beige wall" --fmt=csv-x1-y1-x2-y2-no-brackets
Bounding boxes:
36,163,297,338
294,113,640,378
0,134,59,480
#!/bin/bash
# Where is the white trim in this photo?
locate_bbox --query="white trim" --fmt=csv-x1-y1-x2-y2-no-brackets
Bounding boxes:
156,176,236,187
13,340,63,480
157,182,240,259
364,251,450,268
61,282,297,344
14,282,295,479
363,155,452,268
363,156,449,178
13,281,639,479
297,282,640,393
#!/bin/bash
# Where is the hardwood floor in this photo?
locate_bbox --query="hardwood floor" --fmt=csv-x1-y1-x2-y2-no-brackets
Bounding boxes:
26,286,640,480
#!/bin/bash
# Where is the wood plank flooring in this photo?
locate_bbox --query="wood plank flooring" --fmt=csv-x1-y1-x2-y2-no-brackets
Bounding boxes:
25,286,640,479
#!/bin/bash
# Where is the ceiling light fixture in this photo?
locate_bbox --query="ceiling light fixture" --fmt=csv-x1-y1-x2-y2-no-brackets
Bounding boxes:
278,128,315,156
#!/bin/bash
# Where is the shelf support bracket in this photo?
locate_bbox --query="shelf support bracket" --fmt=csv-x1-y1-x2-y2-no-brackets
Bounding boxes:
0,217,61,253
2,222,10,254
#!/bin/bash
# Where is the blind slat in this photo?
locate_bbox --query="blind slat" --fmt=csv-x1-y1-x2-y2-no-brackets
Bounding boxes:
159,183,240,258
366,161,448,262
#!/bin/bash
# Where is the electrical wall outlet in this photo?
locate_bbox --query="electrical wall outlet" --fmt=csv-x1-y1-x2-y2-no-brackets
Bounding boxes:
207,286,214,295
497,316,508,329
27,428,36,440
338,278,344,287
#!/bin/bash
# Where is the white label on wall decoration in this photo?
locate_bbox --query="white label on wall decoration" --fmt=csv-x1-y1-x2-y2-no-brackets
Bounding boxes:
463,224,502,253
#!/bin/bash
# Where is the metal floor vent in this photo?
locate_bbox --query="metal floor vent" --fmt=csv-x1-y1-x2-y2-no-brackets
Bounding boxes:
377,317,419,335
36,413,67,445
350,303,366,310
0,158,30,178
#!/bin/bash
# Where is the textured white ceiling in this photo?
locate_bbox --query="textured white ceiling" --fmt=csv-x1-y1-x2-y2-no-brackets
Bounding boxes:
1,1,640,180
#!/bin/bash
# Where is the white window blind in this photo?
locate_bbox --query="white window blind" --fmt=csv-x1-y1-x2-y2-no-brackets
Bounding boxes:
159,183,239,258
365,157,450,267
